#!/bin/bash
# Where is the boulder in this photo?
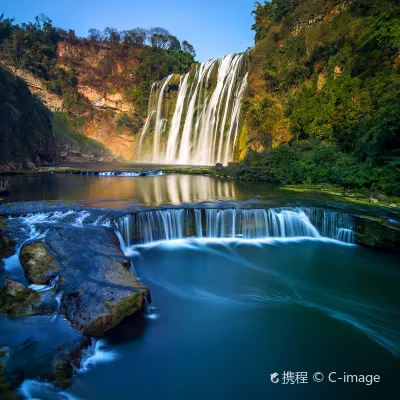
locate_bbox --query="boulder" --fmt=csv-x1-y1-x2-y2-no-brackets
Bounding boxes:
45,225,150,337
20,242,61,285
0,280,53,317
356,216,400,252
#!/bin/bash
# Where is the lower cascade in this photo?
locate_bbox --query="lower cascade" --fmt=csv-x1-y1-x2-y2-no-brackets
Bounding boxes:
135,53,248,165
116,208,356,246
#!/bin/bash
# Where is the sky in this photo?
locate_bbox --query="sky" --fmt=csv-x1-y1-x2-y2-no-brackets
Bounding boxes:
2,0,256,62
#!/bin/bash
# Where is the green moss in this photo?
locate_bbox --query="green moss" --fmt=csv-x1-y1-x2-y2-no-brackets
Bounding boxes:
20,242,60,285
110,291,143,328
0,285,42,317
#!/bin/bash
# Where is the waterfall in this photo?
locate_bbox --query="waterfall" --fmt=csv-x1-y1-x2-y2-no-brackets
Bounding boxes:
303,208,356,242
165,74,190,162
153,75,173,162
135,53,248,165
116,207,356,246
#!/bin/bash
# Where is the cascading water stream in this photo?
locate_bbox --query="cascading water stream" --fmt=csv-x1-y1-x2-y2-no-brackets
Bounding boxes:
116,207,357,247
136,53,248,165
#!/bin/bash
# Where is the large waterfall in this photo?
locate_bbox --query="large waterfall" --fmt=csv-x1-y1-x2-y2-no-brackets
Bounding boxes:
135,53,248,165
116,208,356,246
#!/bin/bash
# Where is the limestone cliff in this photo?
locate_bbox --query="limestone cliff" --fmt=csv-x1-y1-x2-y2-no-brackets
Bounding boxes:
5,41,142,162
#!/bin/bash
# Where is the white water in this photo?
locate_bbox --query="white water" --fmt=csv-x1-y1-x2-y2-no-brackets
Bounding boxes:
136,53,248,165
116,207,356,246
153,74,173,162
20,380,81,400
79,339,117,373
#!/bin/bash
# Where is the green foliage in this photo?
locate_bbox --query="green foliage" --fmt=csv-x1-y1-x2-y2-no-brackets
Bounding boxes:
129,47,195,116
235,142,400,195
243,95,289,148
245,0,400,195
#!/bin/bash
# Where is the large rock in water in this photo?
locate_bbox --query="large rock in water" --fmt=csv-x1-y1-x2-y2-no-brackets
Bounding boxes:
20,242,61,284
44,225,150,337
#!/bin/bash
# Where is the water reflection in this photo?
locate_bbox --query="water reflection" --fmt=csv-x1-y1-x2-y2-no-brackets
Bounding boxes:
3,174,241,206
3,173,400,221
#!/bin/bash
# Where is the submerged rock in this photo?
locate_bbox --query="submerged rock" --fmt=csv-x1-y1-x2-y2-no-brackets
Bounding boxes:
45,225,150,337
19,242,61,285
0,316,90,392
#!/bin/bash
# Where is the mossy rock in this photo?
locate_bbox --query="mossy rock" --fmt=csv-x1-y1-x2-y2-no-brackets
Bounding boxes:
0,218,15,267
20,242,61,285
52,358,74,389
0,280,43,317
356,216,400,251
83,291,145,337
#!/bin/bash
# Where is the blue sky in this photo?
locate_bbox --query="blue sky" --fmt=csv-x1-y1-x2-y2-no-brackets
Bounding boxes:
2,0,256,62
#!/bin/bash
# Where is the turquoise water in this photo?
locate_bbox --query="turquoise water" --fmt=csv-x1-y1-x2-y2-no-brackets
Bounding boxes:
63,239,400,399
1,171,399,399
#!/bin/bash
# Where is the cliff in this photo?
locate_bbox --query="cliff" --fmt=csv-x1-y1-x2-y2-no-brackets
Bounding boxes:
5,42,141,162
0,67,58,171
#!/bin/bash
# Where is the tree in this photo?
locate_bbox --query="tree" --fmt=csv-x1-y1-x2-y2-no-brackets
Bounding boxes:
121,28,147,46
182,40,196,56
0,13,14,44
168,35,181,51
104,27,120,44
88,28,104,42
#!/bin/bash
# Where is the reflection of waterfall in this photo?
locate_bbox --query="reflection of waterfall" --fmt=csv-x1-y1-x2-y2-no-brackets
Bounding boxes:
138,175,237,205
136,53,248,165
116,208,356,245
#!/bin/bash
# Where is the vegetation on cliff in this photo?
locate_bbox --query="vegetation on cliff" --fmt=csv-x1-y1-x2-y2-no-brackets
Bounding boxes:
239,0,400,195
0,14,195,117
0,14,196,162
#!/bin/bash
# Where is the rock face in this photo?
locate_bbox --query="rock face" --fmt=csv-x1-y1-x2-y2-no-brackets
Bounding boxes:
20,242,61,285
356,216,400,252
9,67,63,112
44,225,150,337
0,67,58,172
